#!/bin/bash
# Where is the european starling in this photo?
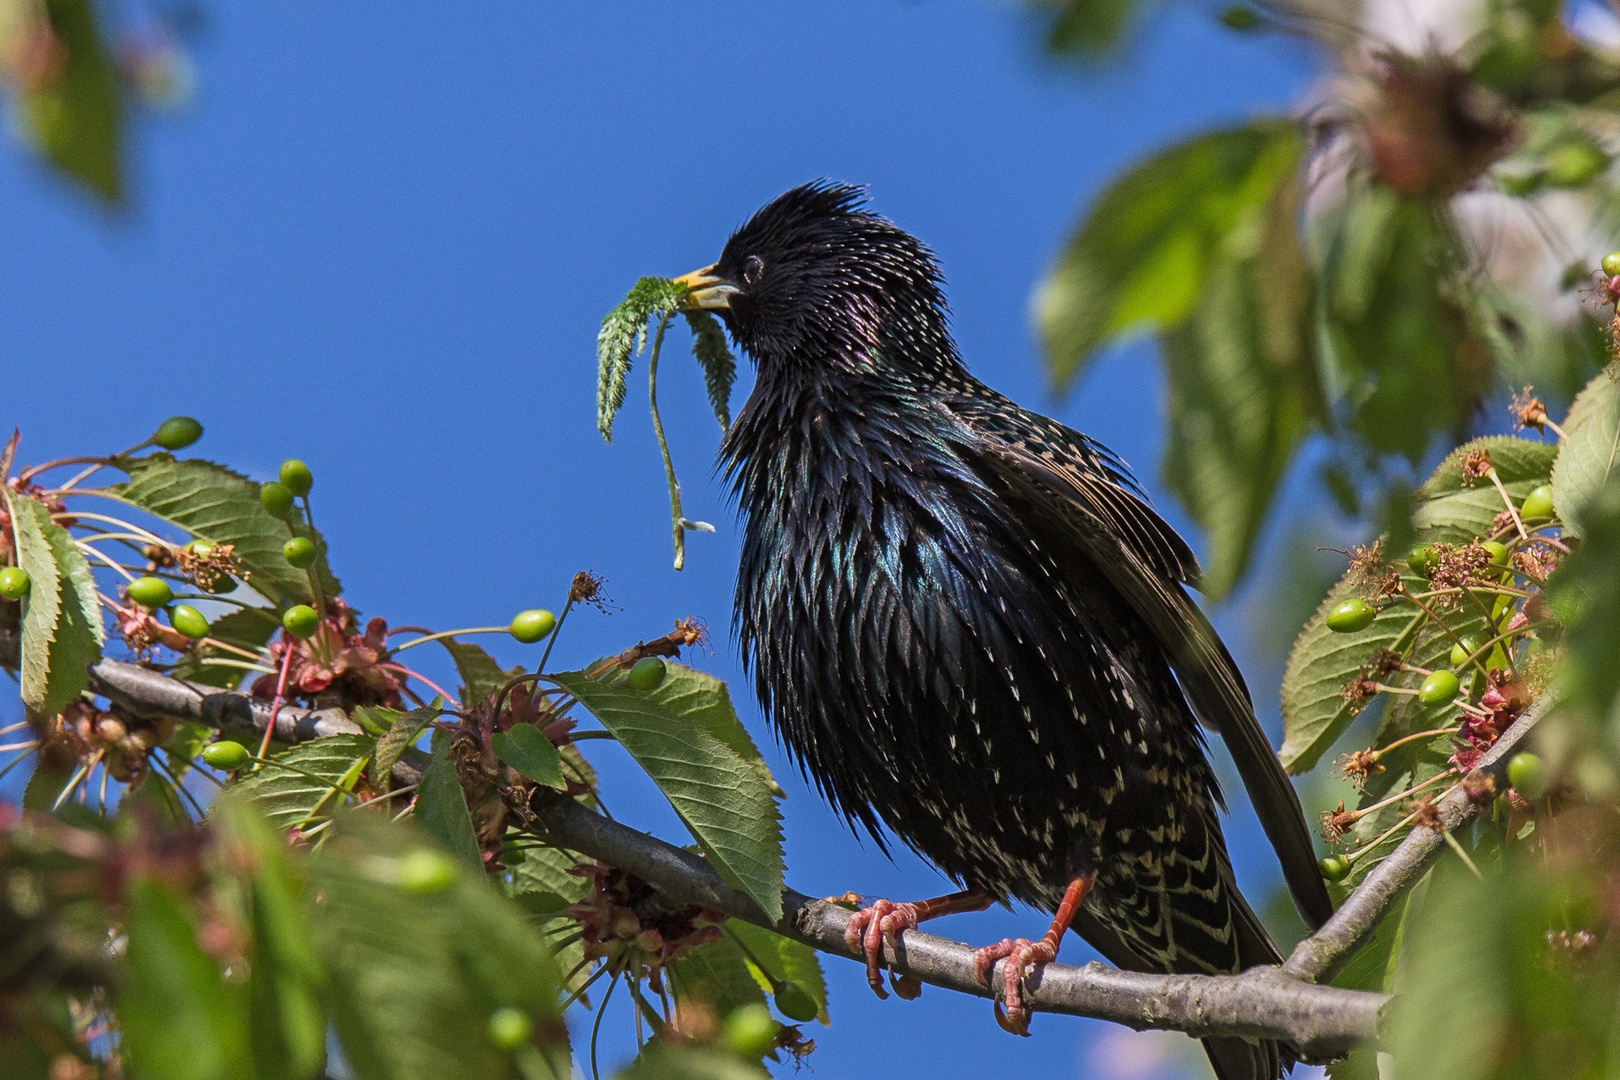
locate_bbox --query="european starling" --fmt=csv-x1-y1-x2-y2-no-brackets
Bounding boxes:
675,182,1333,1080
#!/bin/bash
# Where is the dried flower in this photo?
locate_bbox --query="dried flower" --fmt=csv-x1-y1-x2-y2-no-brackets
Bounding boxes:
1336,748,1386,789
1511,388,1549,434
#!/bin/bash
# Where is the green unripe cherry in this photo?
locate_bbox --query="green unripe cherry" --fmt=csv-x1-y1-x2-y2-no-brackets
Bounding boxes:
1319,855,1351,882
0,566,29,600
773,982,818,1023
487,1007,532,1050
170,604,210,639
1450,634,1484,669
509,609,557,643
283,536,317,569
397,848,457,894
1325,598,1375,633
201,740,249,771
1603,252,1620,278
260,481,295,519
628,656,667,691
186,539,215,558
283,604,320,639
1507,751,1550,799
278,459,313,497
723,1003,782,1058
1520,485,1555,522
1480,540,1508,565
152,416,203,451
1544,140,1609,188
1419,669,1460,706
127,576,173,609
1406,544,1440,576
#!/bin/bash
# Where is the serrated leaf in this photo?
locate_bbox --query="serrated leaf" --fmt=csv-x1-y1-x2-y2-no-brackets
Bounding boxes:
1415,436,1559,543
1161,165,1312,599
685,310,736,432
728,922,828,1025
1551,366,1620,538
1037,119,1303,393
597,660,781,796
109,454,339,606
6,490,103,714
598,276,689,442
504,843,588,903
416,732,482,868
667,934,768,1017
372,706,436,787
23,0,122,203
119,878,251,1080
230,734,374,831
1279,438,1547,773
437,638,523,708
314,813,566,1080
553,671,785,922
170,606,280,689
352,705,398,736
492,724,565,790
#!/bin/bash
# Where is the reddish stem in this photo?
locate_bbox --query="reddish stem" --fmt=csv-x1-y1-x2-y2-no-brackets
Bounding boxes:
259,638,297,758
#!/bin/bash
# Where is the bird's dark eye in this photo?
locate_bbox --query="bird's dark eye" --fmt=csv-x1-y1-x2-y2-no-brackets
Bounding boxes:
743,256,765,285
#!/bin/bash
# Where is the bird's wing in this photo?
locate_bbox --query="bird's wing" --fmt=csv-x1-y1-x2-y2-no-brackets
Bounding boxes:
946,396,1334,929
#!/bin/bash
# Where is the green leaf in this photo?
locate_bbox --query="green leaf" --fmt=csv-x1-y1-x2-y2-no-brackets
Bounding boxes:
352,705,398,736
1160,168,1312,598
170,606,281,689
552,671,785,922
1279,438,1549,773
598,276,689,442
109,455,340,606
416,732,482,868
5,489,103,715
492,724,566,790
1551,367,1620,538
22,0,122,202
438,638,523,708
728,922,829,1025
230,734,375,831
1318,190,1470,462
667,934,768,1017
598,660,781,796
213,799,326,1080
1036,120,1303,393
685,310,737,432
1039,0,1145,57
1547,475,1620,742
119,878,250,1080
614,1045,767,1080
314,813,565,1080
372,705,437,786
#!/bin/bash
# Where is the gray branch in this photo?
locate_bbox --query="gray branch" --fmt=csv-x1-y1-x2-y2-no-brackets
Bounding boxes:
14,652,1552,1058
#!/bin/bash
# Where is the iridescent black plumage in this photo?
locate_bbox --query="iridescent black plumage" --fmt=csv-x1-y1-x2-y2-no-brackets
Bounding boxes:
698,183,1331,1080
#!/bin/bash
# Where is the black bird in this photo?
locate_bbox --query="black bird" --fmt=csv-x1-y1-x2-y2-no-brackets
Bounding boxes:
675,182,1332,1080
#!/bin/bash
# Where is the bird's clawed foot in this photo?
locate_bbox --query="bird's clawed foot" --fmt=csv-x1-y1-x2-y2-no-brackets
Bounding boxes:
973,936,1058,1036
844,898,923,999
840,888,990,1000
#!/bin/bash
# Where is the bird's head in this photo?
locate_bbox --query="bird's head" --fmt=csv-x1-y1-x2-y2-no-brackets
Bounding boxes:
676,181,955,378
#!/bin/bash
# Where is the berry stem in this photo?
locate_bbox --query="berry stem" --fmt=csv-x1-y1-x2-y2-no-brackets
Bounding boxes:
537,597,575,674
386,627,512,656
376,662,461,711
73,540,139,583
197,636,270,662
148,753,209,818
1372,726,1462,758
646,311,690,571
1344,768,1458,823
15,456,112,485
1400,591,1491,681
1485,468,1529,541
260,639,298,757
1440,828,1483,878
198,658,280,676
52,510,169,546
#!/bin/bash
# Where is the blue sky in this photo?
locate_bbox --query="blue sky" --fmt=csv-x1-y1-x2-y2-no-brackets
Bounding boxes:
2,3,1326,1077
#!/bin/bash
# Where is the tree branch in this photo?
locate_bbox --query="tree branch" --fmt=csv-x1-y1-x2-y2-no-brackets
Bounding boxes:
7,651,1553,1059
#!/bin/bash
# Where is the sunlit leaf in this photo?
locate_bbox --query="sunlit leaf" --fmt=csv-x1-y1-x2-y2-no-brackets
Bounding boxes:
5,489,103,714
667,933,768,1017
314,814,566,1080
492,723,566,790
1036,119,1302,393
119,878,251,1080
229,734,375,832
437,638,523,707
728,921,828,1025
1161,168,1312,598
552,671,785,922
110,455,340,606
415,732,482,868
1551,366,1620,537
21,0,122,202
372,705,436,788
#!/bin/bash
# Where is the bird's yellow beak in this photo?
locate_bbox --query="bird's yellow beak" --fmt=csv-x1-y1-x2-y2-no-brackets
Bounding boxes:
675,264,738,311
